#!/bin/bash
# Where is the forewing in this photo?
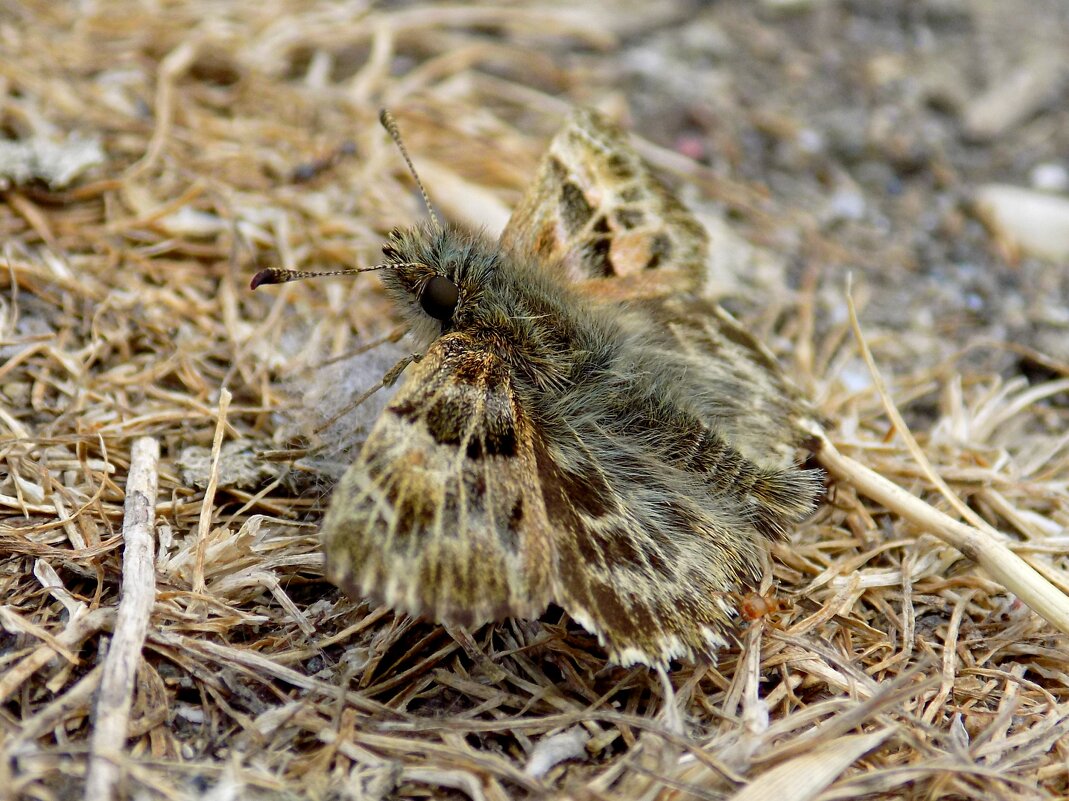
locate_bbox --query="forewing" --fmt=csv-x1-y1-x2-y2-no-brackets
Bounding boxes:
321,334,555,626
499,108,821,450
499,108,708,296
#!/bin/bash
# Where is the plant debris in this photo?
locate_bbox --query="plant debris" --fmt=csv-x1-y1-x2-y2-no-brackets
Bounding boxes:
2,2,1067,799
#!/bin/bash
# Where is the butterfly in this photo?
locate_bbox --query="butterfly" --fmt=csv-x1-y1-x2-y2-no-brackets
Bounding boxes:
254,108,823,667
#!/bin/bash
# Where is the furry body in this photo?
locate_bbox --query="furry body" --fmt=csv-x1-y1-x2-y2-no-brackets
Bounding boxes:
323,208,821,664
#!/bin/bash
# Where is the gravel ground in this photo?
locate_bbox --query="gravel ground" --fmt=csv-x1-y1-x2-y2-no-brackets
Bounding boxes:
597,0,1069,377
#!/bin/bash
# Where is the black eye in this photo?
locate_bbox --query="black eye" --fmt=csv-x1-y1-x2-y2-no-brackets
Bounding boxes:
419,275,459,320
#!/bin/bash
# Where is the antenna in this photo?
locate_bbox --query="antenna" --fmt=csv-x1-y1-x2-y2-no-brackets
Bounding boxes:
379,108,441,232
250,262,424,290
251,110,439,292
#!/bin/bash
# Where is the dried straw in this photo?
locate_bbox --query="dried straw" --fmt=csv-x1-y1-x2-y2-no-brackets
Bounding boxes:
2,2,1067,800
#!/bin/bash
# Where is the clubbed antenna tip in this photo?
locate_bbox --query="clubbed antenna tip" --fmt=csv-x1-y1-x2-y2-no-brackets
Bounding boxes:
250,269,283,290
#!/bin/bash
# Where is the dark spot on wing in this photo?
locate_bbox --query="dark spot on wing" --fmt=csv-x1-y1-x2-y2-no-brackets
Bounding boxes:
422,396,466,446
508,497,524,532
596,525,647,570
394,345,517,455
606,153,636,181
417,555,441,602
560,181,594,235
445,344,499,386
443,488,459,519
644,233,672,270
497,494,523,552
624,591,657,631
715,317,781,372
536,441,608,528
469,388,518,459
465,423,517,459
575,529,601,563
616,208,644,229
393,491,437,539
592,215,611,234
382,475,400,506
486,425,517,457
558,464,614,518
645,543,671,575
680,216,706,240
585,237,615,277
620,186,644,203
591,583,631,630
587,581,657,640
389,396,422,422
464,468,486,500
658,499,705,540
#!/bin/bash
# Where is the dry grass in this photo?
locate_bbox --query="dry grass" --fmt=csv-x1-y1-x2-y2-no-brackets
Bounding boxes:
2,2,1068,800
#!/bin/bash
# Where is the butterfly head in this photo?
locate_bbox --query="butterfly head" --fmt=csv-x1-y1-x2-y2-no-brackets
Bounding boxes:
377,222,501,343
252,110,500,339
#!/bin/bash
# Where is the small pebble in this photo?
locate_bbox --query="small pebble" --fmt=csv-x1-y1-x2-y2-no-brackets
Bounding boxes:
1029,163,1069,194
975,184,1069,261
827,185,866,222
796,127,825,155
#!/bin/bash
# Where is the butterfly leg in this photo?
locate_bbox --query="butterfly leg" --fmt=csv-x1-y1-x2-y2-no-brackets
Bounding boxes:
382,352,423,387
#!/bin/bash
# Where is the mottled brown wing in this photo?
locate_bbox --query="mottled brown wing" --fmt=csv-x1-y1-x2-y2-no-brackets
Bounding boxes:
534,410,820,667
640,294,824,466
499,108,708,296
500,108,822,459
320,334,555,626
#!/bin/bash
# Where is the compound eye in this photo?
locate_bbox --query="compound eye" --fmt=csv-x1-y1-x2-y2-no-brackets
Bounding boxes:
419,275,459,320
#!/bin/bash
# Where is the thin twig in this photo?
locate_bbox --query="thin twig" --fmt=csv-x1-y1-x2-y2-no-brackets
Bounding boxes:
193,388,232,596
825,283,1069,633
84,436,160,801
845,279,995,533
818,437,1069,634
